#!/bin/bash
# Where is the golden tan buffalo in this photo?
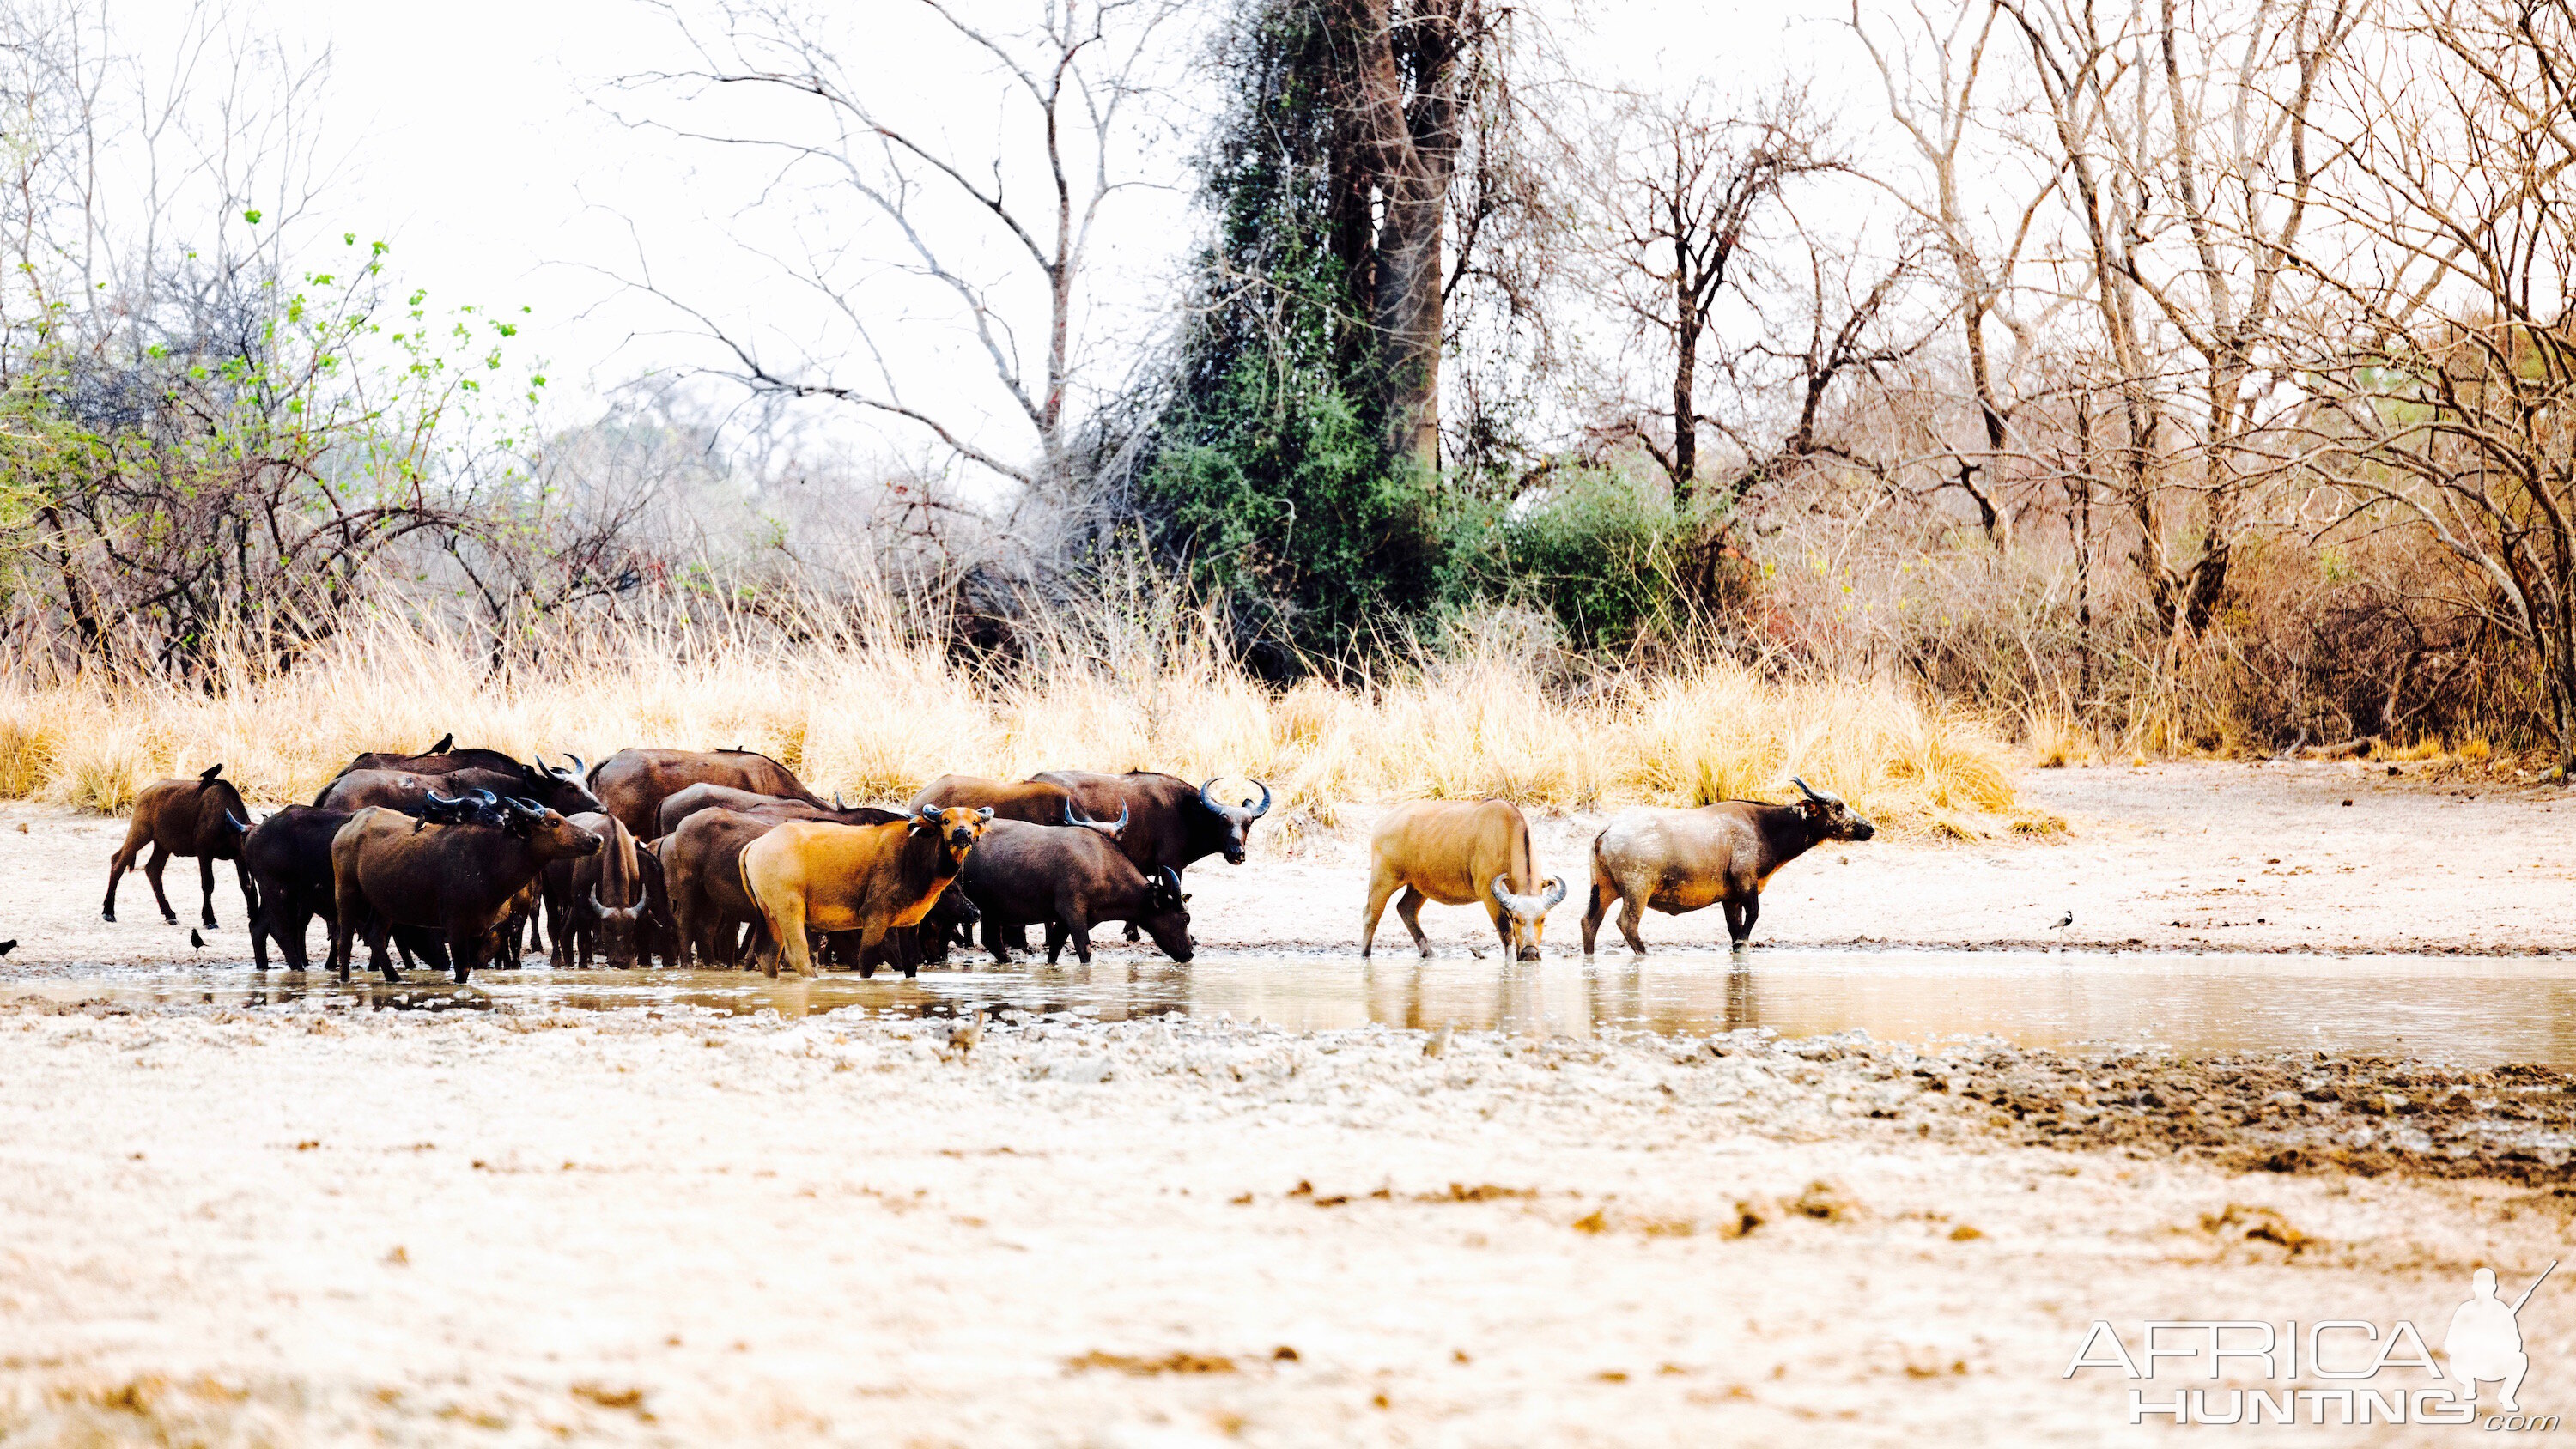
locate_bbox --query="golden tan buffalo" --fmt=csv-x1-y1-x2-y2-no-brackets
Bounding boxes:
738,804,992,979
1360,799,1566,960
1582,777,1875,954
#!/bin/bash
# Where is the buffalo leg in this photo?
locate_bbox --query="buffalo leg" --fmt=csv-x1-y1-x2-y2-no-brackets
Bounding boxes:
1581,878,1607,955
197,854,219,929
1616,891,1649,955
1044,920,1070,966
758,896,811,979
233,859,258,936
450,928,479,985
1397,888,1435,958
368,918,400,985
1358,870,1404,958
981,917,1012,966
101,822,149,921
1723,893,1759,948
143,845,179,925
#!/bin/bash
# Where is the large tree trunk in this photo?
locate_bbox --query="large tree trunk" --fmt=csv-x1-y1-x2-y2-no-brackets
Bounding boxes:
1334,0,1471,471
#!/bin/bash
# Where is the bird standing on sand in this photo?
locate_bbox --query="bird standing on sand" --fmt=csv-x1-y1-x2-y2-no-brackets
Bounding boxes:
189,929,204,950
0,940,15,958
946,1010,984,1059
2050,912,2073,934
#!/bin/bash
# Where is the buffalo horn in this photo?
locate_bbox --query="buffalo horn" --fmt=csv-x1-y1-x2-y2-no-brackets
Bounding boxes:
1199,777,1224,813
562,752,586,779
225,810,251,833
505,796,543,818
1540,876,1569,910
1246,779,1271,818
1489,875,1516,911
976,807,993,821
1162,866,1184,899
834,791,848,810
427,790,461,807
1790,775,1842,806
915,803,942,827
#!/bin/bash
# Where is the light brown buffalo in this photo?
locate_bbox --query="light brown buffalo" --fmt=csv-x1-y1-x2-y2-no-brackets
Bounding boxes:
738,805,991,979
1360,800,1566,961
1581,777,1875,954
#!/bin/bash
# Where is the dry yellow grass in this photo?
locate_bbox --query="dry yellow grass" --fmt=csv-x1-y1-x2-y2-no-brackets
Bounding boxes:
0,610,2035,834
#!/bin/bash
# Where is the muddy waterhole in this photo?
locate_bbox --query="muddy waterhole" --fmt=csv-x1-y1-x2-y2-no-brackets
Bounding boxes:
11,946,2576,1064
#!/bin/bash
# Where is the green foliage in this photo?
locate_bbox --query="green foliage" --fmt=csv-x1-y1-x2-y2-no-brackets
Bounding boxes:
1446,466,1741,652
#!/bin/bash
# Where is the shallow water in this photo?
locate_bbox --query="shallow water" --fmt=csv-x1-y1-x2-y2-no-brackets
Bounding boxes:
13,945,2576,1064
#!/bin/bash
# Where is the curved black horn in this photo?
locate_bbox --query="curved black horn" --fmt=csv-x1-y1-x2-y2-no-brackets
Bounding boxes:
1199,777,1224,812
469,788,499,807
1162,866,1184,898
427,790,462,807
561,752,586,779
976,807,993,821
225,810,251,833
506,796,544,816
1790,775,1839,805
915,803,943,825
1246,779,1272,818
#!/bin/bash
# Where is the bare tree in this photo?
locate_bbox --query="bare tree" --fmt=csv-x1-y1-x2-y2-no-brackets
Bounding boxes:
614,0,1191,503
1572,85,1838,506
1996,0,2353,640
2291,0,2576,776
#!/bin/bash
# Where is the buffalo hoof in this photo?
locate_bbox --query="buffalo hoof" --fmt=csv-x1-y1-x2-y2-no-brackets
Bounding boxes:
203,914,218,930
161,913,179,926
858,961,878,979
902,967,918,979
101,909,115,923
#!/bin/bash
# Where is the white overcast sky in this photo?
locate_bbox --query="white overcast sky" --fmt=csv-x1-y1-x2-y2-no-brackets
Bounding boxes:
108,0,1868,468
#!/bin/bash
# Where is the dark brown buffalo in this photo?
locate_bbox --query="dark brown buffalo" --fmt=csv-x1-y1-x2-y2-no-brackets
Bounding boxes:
589,749,827,840
661,808,781,969
540,811,655,968
960,819,1192,966
243,805,448,972
1027,771,1267,941
317,764,598,818
655,782,896,838
328,799,602,984
908,773,1082,827
104,764,254,928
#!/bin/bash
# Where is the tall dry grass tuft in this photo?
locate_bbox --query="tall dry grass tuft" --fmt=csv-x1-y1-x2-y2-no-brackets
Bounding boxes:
0,598,2038,834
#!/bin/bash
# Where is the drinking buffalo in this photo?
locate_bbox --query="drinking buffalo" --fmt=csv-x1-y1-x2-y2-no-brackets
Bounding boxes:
328,798,602,984
1026,771,1266,942
588,748,828,840
242,805,457,973
738,806,991,979
960,819,1192,966
542,811,656,968
1361,799,1566,961
1582,777,1876,954
103,764,254,928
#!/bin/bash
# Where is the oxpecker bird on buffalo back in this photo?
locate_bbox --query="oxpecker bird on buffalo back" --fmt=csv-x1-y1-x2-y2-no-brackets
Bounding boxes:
1583,777,1875,954
1362,799,1567,961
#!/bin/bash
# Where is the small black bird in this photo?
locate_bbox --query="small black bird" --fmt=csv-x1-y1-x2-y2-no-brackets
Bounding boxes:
198,762,223,782
0,940,15,957
428,731,454,754
2050,912,2073,933
189,929,204,950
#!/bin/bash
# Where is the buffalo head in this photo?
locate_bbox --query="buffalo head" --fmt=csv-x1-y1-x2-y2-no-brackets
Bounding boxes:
1194,777,1273,864
1489,874,1570,961
1791,776,1875,843
1137,865,1194,963
912,803,993,862
505,797,605,861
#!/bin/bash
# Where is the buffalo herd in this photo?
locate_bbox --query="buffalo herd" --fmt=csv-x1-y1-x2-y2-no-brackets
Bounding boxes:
99,742,1877,984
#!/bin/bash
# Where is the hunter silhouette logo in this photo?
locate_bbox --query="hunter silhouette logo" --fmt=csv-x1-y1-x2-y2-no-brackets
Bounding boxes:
2447,1262,2554,1413
2066,1259,2559,1428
